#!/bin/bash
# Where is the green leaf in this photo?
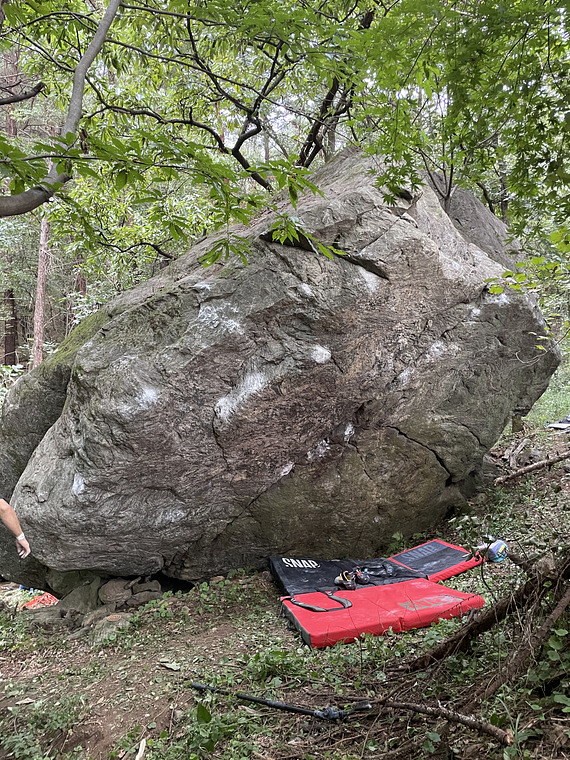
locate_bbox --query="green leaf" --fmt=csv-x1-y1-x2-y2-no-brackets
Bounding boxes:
288,180,299,208
548,636,564,650
115,171,128,191
196,703,212,724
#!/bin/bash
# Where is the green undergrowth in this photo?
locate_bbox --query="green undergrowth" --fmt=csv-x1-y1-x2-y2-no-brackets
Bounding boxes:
2,409,570,758
523,355,570,430
1,530,568,760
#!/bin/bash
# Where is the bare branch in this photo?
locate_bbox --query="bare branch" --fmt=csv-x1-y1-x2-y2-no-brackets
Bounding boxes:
494,447,570,485
377,698,514,746
0,0,122,218
96,239,175,260
0,81,45,106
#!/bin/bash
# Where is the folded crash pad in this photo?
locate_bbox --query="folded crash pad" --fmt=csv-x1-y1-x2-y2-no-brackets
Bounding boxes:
271,540,484,648
389,539,482,582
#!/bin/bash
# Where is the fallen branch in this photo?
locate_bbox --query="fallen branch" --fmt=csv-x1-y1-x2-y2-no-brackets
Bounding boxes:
465,582,570,708
398,549,570,673
494,448,570,485
134,738,146,760
377,698,513,746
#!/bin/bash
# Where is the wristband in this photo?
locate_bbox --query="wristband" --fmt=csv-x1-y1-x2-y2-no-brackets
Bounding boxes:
16,532,25,541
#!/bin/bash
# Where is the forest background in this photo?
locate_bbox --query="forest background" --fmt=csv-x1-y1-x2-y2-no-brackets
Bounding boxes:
1,0,570,384
2,4,570,759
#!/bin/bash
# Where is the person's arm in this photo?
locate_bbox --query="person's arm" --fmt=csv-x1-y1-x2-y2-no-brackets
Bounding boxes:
0,498,31,558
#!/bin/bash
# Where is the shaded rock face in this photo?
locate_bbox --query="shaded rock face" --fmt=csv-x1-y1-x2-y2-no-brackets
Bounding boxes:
0,149,560,586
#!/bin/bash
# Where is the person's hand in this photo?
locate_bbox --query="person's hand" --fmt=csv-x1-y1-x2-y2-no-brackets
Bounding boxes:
16,534,30,558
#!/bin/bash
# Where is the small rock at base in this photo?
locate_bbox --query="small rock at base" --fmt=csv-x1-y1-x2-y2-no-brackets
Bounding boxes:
98,578,132,605
126,590,163,607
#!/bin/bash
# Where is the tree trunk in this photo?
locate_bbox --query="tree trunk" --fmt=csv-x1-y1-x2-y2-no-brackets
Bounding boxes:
3,286,18,365
3,48,19,139
75,260,87,296
31,216,50,368
2,46,20,365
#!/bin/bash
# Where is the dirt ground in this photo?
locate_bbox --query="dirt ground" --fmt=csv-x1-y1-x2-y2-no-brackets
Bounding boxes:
1,434,570,760
0,575,290,759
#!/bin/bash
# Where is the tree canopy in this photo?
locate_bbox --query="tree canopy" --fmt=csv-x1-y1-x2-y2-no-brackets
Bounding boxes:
2,3,568,205
0,0,569,321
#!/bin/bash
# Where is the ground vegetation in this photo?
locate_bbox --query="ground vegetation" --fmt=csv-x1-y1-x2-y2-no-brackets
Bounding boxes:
1,368,570,760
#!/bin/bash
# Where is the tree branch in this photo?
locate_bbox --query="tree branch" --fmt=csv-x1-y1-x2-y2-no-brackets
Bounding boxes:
0,81,45,106
96,239,175,260
494,448,570,485
476,181,496,215
378,698,514,746
297,8,375,167
62,0,122,137
0,0,122,218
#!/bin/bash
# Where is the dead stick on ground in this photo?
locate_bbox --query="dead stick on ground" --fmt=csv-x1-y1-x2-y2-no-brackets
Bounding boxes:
396,580,537,672
494,448,570,485
465,583,570,709
397,550,570,673
376,699,513,746
134,738,146,760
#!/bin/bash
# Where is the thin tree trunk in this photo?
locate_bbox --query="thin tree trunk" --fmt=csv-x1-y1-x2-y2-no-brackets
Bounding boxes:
31,216,50,368
75,260,87,296
3,48,19,139
3,285,18,365
2,48,20,364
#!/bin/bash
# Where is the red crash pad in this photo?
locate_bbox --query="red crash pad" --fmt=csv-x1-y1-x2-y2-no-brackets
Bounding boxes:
281,579,484,648
19,592,58,610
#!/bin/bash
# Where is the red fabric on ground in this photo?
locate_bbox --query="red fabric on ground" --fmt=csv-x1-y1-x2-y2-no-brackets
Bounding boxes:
282,579,484,648
19,592,58,610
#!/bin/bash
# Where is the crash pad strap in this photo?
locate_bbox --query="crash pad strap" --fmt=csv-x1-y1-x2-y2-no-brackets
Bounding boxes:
287,590,353,612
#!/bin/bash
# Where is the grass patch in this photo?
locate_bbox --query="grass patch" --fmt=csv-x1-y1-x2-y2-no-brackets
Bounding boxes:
1,378,570,759
524,355,570,429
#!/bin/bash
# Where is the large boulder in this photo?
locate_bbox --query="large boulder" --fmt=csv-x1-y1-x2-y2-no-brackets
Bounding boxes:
0,149,560,586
